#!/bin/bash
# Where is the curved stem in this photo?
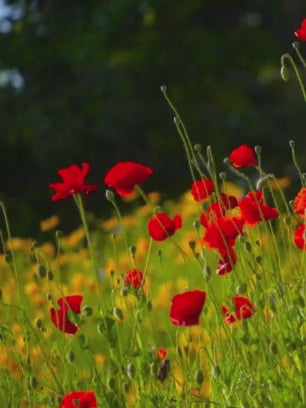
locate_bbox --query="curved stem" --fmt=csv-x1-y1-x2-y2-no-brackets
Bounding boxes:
281,53,306,101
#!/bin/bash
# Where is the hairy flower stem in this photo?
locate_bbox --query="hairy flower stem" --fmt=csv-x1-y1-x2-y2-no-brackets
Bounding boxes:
281,53,306,101
289,140,305,187
0,201,20,304
134,184,150,206
294,46,306,68
73,195,107,313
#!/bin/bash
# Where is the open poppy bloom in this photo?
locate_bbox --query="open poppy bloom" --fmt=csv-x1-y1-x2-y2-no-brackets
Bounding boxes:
229,145,257,168
222,296,255,324
293,187,306,218
200,194,238,228
239,191,278,226
148,212,182,241
201,215,244,252
294,224,306,251
50,295,83,334
221,305,236,324
49,163,98,201
59,390,97,408
191,178,214,202
234,296,256,320
170,290,206,326
294,18,306,41
216,247,237,275
104,161,153,196
124,269,144,289
157,348,167,359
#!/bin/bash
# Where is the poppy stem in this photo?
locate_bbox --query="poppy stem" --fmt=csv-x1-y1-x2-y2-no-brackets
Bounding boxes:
289,140,305,187
293,44,306,68
134,184,150,206
280,53,306,102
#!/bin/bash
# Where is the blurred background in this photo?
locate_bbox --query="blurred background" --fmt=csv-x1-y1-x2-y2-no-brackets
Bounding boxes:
0,0,305,236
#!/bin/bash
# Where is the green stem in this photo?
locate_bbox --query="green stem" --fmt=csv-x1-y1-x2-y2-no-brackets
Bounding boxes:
281,53,306,101
294,46,306,68
289,140,305,187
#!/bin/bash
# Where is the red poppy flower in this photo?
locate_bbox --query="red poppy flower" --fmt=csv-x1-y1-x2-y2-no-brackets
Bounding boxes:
293,187,306,218
59,390,97,408
148,212,182,241
233,296,256,320
104,161,153,196
229,145,257,168
221,305,236,324
294,224,306,251
200,194,238,228
157,348,167,359
217,247,237,275
201,215,244,252
294,18,306,41
191,179,214,202
124,269,144,289
170,290,206,326
238,191,278,226
50,295,83,335
49,163,98,201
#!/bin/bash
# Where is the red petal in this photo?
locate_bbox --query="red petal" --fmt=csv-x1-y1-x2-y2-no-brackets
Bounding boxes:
170,290,206,326
229,145,257,168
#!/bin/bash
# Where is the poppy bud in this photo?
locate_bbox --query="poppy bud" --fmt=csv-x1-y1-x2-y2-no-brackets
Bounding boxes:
280,66,289,81
223,157,231,166
212,365,221,378
255,256,262,264
113,307,124,321
289,200,294,210
67,350,75,362
36,318,43,329
47,293,52,301
244,241,252,252
269,341,278,355
55,230,63,239
105,189,115,202
236,283,247,295
254,145,262,155
36,264,46,278
207,159,215,174
289,140,295,149
189,241,196,251
129,245,136,255
4,252,12,264
47,270,53,281
194,369,204,385
292,41,300,50
28,376,38,389
82,305,93,316
173,116,180,126
193,220,201,229
219,172,227,181
283,216,291,226
160,85,167,93
203,265,211,281
127,362,136,379
193,143,202,154
120,287,128,297
256,174,274,190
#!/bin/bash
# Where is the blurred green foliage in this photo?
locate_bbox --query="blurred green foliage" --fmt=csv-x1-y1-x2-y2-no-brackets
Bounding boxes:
0,0,305,235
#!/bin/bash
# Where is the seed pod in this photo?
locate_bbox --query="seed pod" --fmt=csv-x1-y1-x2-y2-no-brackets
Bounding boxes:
193,220,201,230
244,241,252,253
189,241,196,251
255,256,262,264
113,307,124,321
36,318,43,329
194,369,204,385
194,144,202,153
212,365,221,378
254,145,262,155
36,264,46,278
160,85,167,93
47,293,52,301
127,362,136,379
129,245,136,255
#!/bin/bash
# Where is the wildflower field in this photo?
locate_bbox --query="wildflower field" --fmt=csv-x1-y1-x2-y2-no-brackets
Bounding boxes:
0,19,306,408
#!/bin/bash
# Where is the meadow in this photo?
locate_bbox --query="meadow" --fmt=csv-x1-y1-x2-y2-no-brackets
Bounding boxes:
1,18,306,406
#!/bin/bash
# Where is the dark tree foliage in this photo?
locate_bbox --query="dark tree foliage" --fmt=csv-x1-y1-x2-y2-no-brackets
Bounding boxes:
0,0,305,235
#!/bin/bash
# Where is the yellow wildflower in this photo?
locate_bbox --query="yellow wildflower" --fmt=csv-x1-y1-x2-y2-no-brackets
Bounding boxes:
40,215,60,232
